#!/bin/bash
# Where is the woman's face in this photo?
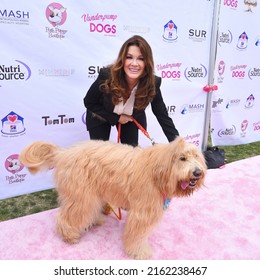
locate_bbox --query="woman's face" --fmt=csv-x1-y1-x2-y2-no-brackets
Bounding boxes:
124,45,145,87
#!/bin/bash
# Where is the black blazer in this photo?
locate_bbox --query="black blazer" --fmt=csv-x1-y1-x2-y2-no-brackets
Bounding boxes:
83,67,179,142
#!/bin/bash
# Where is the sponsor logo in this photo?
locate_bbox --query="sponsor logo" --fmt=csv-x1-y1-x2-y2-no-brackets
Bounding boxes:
5,154,27,184
226,99,240,109
223,0,238,9
123,25,150,34
184,133,201,147
184,64,207,82
218,125,236,137
237,32,248,50
156,62,182,81
188,29,207,42
248,67,260,80
163,20,178,42
244,0,257,12
245,94,255,108
253,121,260,132
240,119,248,137
42,114,75,126
212,98,224,109
167,105,177,116
181,104,205,114
0,8,30,25
230,64,247,79
87,65,101,80
0,60,31,82
45,3,68,39
218,30,233,46
217,60,225,83
1,111,26,137
81,12,117,36
39,68,75,77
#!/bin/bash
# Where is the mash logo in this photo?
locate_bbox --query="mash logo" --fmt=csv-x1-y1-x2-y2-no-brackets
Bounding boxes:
0,60,31,82
218,30,233,46
0,9,30,25
181,104,205,114
81,12,117,36
184,64,207,82
163,20,178,42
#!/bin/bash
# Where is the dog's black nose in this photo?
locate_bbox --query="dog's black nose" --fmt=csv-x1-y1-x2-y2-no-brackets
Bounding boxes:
193,168,202,177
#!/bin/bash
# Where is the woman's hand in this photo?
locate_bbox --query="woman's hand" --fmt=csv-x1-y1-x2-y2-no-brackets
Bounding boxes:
118,114,133,124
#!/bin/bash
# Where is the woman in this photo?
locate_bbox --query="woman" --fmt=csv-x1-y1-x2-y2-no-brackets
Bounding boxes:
83,35,179,146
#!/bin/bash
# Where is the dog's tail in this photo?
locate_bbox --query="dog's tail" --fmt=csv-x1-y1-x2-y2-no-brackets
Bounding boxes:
19,141,58,174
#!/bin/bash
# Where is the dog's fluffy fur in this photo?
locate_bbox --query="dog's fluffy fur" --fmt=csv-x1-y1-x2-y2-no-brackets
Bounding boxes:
19,137,206,259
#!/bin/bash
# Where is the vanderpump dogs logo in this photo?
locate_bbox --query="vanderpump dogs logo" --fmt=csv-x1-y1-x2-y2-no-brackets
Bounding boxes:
163,20,178,42
184,133,201,147
184,64,207,82
218,30,233,46
237,32,248,50
248,67,260,80
230,64,247,79
1,111,26,137
253,121,260,132
81,12,117,36
5,154,27,184
223,0,238,9
0,60,31,82
45,3,68,39
244,0,257,12
0,8,30,25
156,62,182,81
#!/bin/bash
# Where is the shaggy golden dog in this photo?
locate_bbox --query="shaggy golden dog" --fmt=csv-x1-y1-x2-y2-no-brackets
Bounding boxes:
19,137,206,259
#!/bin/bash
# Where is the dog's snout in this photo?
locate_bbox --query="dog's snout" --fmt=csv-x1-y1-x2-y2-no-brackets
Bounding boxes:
193,168,202,177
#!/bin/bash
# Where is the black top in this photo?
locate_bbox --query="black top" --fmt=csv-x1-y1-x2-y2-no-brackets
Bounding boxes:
83,67,179,142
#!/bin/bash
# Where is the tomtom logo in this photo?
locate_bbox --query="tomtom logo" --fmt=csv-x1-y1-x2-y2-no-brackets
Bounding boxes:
42,114,75,126
218,125,236,137
184,64,207,82
0,60,31,81
46,3,67,27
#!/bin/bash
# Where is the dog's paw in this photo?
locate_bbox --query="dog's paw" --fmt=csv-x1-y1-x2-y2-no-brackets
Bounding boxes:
127,243,152,260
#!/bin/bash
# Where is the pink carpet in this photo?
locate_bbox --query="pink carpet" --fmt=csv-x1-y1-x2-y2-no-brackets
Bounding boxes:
0,156,259,260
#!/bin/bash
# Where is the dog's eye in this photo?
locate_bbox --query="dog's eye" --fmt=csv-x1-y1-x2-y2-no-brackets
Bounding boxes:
180,156,186,161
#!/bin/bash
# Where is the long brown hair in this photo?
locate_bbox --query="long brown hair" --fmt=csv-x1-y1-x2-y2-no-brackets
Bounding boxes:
100,35,156,110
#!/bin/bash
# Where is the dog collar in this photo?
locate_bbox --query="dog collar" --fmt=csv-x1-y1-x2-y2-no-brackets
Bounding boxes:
162,195,171,210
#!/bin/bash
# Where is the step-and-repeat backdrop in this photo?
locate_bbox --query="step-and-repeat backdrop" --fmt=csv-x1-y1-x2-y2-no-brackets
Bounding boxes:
1,0,258,200
211,0,260,146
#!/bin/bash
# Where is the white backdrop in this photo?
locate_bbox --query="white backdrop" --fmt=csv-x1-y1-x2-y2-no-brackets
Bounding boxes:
211,0,260,146
1,0,257,200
